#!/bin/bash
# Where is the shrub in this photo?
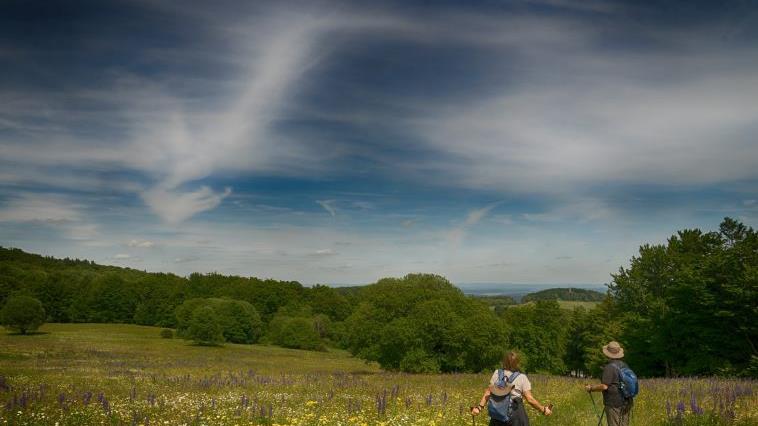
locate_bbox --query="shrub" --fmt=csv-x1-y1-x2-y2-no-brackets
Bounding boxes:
266,316,324,351
160,329,173,339
0,295,46,334
175,298,263,344
187,306,224,346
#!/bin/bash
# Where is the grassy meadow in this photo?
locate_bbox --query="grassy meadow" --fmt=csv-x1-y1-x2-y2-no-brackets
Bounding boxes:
0,324,755,426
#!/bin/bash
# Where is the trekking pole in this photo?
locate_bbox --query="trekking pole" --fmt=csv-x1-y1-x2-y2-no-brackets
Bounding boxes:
588,391,605,426
469,406,477,426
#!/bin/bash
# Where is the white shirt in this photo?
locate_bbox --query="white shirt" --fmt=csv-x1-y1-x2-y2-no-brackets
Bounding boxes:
489,369,532,399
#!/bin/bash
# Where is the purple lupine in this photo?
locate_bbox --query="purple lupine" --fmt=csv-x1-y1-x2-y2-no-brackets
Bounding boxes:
689,393,704,415
676,401,685,417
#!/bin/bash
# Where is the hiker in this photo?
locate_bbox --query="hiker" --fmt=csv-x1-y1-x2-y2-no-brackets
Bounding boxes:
585,341,634,426
471,351,552,425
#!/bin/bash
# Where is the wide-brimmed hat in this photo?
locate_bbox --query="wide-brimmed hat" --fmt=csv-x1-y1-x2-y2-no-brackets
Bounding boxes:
602,341,625,359
490,381,516,397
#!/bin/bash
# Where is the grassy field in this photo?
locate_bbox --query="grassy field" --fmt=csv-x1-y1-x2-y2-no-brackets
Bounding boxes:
0,324,755,425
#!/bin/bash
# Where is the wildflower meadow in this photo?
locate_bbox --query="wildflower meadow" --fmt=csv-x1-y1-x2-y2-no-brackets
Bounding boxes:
0,324,755,426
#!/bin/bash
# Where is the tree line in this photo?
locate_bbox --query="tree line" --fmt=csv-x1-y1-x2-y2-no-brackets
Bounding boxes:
1,218,755,377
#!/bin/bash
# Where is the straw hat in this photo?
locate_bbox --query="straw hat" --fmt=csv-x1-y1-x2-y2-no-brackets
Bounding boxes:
489,370,518,396
602,341,625,359
490,381,516,397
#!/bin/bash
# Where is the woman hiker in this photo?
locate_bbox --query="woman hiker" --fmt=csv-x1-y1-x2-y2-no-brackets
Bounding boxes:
471,351,553,425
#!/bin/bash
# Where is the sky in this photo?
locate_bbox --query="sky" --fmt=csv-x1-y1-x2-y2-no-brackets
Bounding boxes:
1,0,757,286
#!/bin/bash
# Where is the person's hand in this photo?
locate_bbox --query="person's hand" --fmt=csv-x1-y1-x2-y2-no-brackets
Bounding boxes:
584,384,593,392
471,406,482,416
544,404,553,416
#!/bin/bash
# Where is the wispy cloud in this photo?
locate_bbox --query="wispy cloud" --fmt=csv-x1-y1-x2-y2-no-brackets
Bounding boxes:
128,239,156,248
0,193,81,223
316,199,337,217
141,186,232,224
448,201,503,245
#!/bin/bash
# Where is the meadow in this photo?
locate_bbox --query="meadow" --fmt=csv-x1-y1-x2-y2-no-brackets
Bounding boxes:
0,324,755,426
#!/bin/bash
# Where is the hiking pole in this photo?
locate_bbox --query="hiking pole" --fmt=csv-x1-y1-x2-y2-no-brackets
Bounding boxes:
588,391,605,426
469,406,477,426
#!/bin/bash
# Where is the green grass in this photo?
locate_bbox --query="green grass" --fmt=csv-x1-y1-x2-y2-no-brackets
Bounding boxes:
556,300,600,310
0,324,755,425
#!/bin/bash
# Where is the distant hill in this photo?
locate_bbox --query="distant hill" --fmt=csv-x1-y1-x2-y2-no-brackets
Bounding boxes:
521,287,605,303
456,283,606,302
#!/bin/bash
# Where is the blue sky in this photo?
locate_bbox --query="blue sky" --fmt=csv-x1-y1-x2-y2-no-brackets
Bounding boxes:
1,0,757,285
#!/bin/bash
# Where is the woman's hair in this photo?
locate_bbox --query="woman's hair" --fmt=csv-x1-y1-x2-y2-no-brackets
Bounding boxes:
502,351,520,371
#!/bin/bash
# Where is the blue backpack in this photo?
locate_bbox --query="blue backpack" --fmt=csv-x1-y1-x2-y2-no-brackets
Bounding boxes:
488,370,520,422
614,363,639,399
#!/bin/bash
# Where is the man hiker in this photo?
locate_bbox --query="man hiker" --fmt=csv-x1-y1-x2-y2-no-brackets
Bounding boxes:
585,341,634,426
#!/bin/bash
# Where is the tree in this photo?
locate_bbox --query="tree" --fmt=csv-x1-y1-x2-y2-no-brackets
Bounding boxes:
344,274,505,373
187,306,224,346
609,218,758,377
266,315,324,351
0,295,46,334
209,298,263,344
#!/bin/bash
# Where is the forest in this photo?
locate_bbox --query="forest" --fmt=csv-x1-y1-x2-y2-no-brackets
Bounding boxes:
1,218,756,378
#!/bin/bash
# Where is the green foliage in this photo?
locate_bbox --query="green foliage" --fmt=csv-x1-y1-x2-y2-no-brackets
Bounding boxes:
563,301,622,376
175,298,263,344
344,274,505,373
522,287,605,303
610,218,758,377
265,315,324,351
187,306,224,345
501,300,569,374
160,328,174,339
474,295,516,315
0,294,46,334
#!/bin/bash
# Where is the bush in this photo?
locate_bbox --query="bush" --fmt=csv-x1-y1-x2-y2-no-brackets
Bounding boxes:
0,295,46,334
266,316,324,351
175,298,263,344
209,299,263,344
160,329,173,339
187,306,224,346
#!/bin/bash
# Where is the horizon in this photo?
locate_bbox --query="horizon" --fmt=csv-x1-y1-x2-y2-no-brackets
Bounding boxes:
1,0,757,284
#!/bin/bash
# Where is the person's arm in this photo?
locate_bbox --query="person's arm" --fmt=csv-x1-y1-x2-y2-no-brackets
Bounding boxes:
585,383,608,392
523,390,552,416
586,363,614,392
471,388,491,416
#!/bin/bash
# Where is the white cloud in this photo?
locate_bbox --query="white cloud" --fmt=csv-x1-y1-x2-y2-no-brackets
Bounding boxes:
141,186,232,224
316,200,337,217
412,35,758,194
0,193,81,223
0,193,100,241
114,253,131,259
448,201,502,245
128,239,156,248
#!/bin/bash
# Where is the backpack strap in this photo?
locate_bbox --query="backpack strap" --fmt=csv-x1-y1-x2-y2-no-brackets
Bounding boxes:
507,371,520,383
